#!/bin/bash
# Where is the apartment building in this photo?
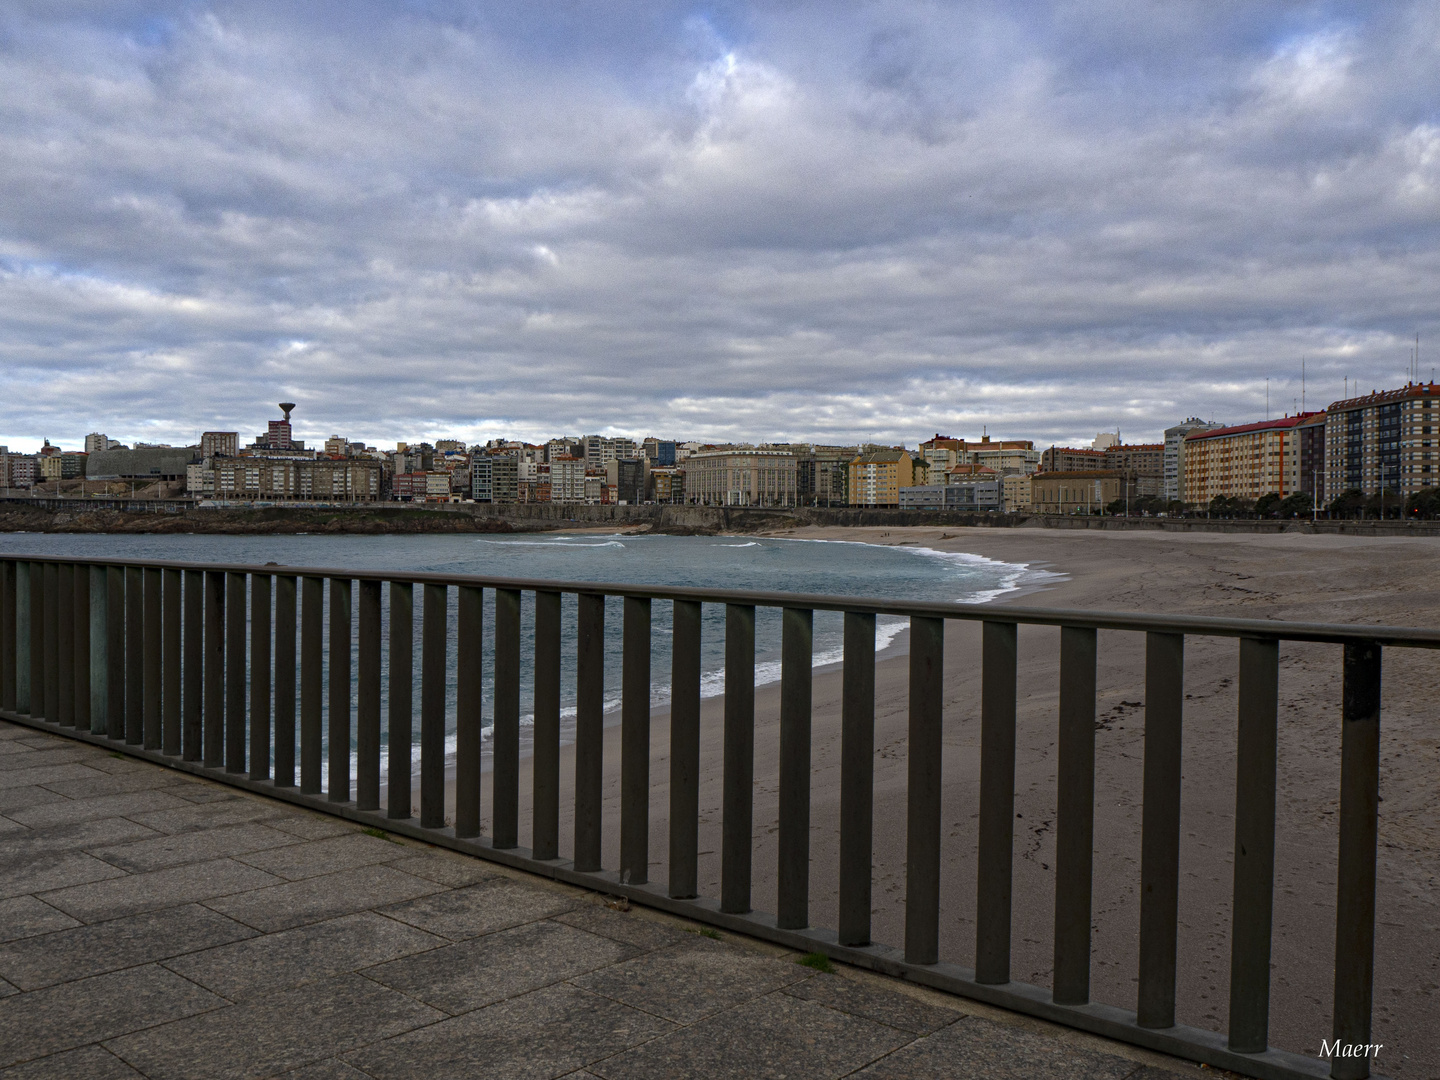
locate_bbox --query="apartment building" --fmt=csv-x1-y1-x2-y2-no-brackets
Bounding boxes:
550,456,588,504
1183,413,1317,504
899,480,1001,510
1002,473,1032,512
686,449,798,507
471,454,519,503
649,466,685,503
207,456,383,501
1163,419,1224,502
797,447,853,506
1323,383,1439,500
847,450,915,508
1030,471,1137,513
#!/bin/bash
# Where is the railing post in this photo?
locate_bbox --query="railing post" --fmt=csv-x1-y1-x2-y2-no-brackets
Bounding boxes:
57,563,74,726
839,610,876,945
491,587,520,844
203,570,225,765
669,599,702,899
455,584,484,838
777,607,813,930
44,563,60,723
1331,641,1381,1080
28,562,44,718
250,574,271,780
574,593,605,872
976,620,1018,982
162,569,181,753
356,579,382,811
905,615,944,964
274,575,296,784
387,582,413,818
420,583,448,828
144,567,162,749
531,590,561,858
126,565,142,741
88,565,106,734
226,572,247,772
0,560,13,713
328,577,351,800
107,566,124,740
15,562,30,715
299,576,323,793
73,564,90,733
621,595,652,885
182,569,203,760
722,603,756,915
1138,631,1185,1028
1053,625,1098,1005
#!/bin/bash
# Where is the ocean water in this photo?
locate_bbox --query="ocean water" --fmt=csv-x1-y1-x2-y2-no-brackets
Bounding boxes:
0,532,1061,779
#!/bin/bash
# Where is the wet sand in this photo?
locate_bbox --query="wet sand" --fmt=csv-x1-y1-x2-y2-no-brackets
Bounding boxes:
435,525,1440,1076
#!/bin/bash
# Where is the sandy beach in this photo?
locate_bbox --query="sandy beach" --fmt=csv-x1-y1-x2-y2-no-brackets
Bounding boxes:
436,525,1439,1076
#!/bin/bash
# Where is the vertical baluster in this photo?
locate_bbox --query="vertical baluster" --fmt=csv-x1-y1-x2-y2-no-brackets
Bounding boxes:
182,570,203,759
203,570,224,765
356,579,381,811
143,567,162,748
162,569,181,754
976,620,1019,984
125,566,142,741
420,583,449,829
574,593,605,872
299,576,323,793
1137,631,1185,1027
620,595,652,884
905,615,945,964
57,564,74,726
250,574,271,781
777,607,813,930
455,584,484,838
106,567,124,740
838,610,876,943
491,588,520,844
73,565,90,733
0,560,13,713
328,578,351,801
530,590,560,857
273,576,296,784
1331,641,1381,1080
29,562,44,718
16,563,31,715
1053,625,1098,1004
89,566,107,734
1229,636,1279,1054
722,603,756,915
44,563,60,722
225,572,247,773
387,582,413,818
669,599,702,899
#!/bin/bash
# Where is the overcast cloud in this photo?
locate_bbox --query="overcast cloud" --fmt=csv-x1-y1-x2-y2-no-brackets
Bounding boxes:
1,1,1437,451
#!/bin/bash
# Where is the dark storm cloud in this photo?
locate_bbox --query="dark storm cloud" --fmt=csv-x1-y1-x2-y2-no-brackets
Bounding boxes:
1,1,1437,450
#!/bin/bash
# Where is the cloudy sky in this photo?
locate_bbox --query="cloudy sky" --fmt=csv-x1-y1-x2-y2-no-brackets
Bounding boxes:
1,1,1437,452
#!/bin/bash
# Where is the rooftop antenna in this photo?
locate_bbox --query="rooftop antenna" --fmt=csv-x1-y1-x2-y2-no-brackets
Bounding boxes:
1302,356,1305,411
1266,378,1269,419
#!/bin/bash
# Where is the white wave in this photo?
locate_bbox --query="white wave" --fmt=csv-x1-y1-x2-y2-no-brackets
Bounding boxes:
475,539,626,548
715,541,761,548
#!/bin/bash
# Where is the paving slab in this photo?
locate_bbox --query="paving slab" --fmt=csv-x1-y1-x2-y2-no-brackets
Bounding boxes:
571,938,808,1024
781,971,964,1034
0,904,256,990
264,815,357,840
5,790,190,830
38,858,282,922
0,897,80,944
380,877,577,940
278,1061,375,1079
0,817,161,866
0,788,66,815
0,747,102,772
552,904,689,952
103,972,443,1080
0,818,25,838
204,863,444,932
0,978,14,998
0,964,226,1069
385,851,499,888
164,911,445,1001
236,831,407,880
89,822,301,873
346,982,675,1080
37,772,199,801
367,919,636,1015
0,852,129,900
0,1044,145,1079
591,991,908,1080
0,764,105,793
851,1014,1142,1079
128,798,297,834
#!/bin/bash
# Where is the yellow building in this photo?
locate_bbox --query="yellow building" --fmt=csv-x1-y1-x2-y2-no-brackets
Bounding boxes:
1002,473,1032,512
1183,414,1316,504
848,450,915,507
1030,471,1132,514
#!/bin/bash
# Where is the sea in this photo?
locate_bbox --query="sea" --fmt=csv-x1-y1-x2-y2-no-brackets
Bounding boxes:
0,532,1062,779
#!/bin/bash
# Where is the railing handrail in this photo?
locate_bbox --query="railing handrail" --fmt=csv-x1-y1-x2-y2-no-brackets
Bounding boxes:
3,551,1438,648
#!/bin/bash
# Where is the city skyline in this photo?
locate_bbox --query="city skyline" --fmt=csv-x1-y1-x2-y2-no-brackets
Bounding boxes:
2,3,1437,451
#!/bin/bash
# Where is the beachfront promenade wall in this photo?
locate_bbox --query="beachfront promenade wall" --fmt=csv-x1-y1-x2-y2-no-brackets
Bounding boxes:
1,554,1432,1080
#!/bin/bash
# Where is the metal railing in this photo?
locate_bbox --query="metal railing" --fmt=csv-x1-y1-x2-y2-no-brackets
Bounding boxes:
1,554,1431,1080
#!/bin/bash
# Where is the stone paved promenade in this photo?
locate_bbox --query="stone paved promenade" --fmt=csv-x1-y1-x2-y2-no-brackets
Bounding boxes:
0,718,1210,1080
